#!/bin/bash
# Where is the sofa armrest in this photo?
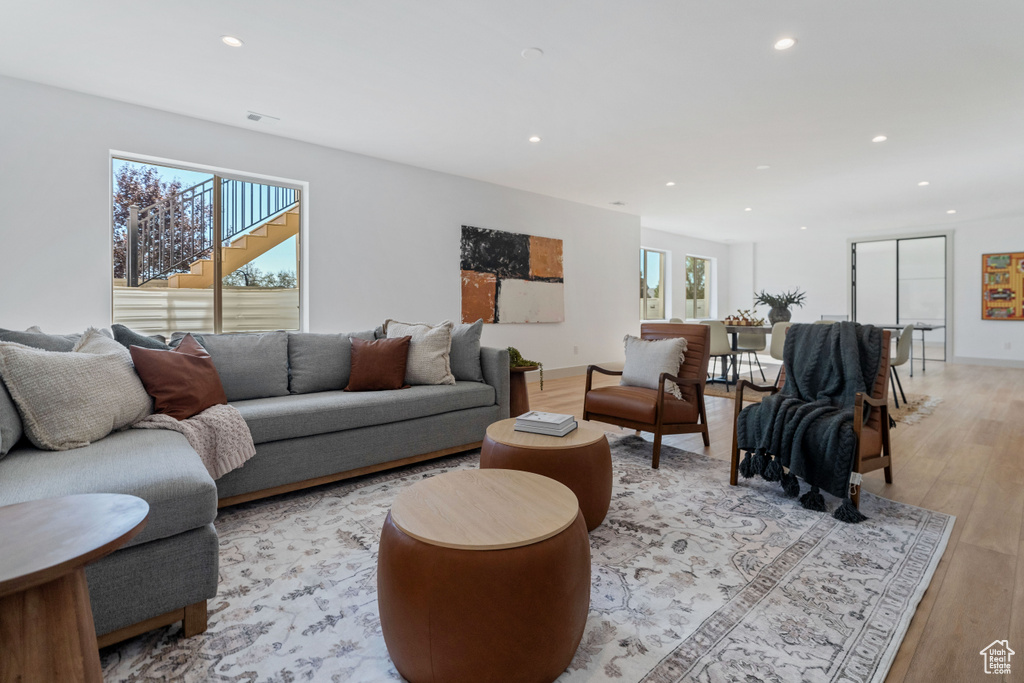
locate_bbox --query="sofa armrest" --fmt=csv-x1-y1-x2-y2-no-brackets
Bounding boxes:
481,347,510,420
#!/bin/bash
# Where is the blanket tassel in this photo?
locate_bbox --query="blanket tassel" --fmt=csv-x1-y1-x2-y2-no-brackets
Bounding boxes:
800,486,826,512
833,498,868,524
739,451,755,478
752,449,768,477
781,471,801,498
762,455,783,482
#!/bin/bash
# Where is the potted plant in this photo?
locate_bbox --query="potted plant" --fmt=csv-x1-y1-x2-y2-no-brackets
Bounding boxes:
753,288,807,325
507,347,543,390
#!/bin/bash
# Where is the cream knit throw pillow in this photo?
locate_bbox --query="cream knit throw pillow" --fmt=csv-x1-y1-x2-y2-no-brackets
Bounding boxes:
620,334,688,399
383,319,456,386
0,328,152,450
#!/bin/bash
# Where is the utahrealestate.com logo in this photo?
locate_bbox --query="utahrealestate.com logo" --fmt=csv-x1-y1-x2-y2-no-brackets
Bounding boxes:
980,640,1014,675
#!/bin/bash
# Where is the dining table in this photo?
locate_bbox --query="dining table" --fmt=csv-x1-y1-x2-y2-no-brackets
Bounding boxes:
707,325,773,386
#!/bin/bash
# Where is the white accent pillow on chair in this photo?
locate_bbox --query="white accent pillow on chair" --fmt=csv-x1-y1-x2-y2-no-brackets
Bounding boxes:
620,335,688,399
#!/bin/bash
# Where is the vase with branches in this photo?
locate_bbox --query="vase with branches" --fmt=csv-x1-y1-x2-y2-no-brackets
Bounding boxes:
753,288,807,325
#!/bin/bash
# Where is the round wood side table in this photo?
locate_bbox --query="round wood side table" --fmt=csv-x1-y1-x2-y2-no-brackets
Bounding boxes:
0,493,149,683
481,418,613,531
377,469,591,683
509,365,538,417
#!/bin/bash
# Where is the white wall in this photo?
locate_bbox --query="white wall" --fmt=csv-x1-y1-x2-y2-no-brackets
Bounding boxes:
639,228,731,320
734,220,1024,365
0,75,640,371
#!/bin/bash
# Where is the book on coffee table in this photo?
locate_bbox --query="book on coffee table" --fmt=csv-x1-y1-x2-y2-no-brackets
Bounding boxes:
514,411,578,437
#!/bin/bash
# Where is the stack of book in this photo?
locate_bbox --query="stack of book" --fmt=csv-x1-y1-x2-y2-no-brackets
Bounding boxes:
514,411,578,437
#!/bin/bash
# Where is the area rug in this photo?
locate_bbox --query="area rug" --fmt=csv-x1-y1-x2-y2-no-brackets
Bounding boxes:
704,382,942,425
100,436,953,683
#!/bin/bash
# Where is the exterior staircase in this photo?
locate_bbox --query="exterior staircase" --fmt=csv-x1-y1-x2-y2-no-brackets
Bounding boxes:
167,207,299,289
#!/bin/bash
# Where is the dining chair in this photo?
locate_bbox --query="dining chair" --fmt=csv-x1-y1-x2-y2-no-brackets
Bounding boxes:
668,317,684,323
735,329,767,382
890,324,913,407
703,321,739,391
769,321,793,386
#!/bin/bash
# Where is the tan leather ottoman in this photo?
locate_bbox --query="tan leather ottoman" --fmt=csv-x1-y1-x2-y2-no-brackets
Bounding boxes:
481,418,612,531
377,469,590,683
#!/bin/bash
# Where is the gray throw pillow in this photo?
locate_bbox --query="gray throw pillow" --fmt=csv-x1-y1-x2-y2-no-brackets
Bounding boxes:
450,319,484,382
287,333,352,394
620,334,688,399
112,324,168,350
383,319,455,386
0,327,79,352
0,329,152,450
0,382,23,456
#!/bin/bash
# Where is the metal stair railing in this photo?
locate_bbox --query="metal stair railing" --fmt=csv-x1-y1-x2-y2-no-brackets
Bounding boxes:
127,177,297,287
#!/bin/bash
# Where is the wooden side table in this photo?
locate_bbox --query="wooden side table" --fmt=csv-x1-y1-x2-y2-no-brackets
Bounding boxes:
509,365,538,417
481,418,613,530
0,493,149,683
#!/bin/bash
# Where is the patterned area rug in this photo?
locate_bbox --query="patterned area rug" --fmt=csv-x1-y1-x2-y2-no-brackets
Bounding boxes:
704,382,942,425
101,436,953,682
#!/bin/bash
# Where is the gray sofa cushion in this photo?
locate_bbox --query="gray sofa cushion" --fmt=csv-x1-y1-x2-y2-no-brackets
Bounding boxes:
0,382,22,456
232,381,496,444
0,328,78,352
112,324,168,349
288,333,352,394
450,319,484,382
200,331,289,401
0,429,217,548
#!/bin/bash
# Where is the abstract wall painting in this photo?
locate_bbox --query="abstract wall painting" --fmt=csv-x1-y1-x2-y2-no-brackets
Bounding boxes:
460,225,564,323
982,252,1024,320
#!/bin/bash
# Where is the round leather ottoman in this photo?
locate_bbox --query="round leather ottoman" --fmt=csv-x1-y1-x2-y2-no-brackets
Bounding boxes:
377,469,591,683
481,418,612,531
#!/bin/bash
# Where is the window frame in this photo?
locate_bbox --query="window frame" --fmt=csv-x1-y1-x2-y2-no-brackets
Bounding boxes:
685,254,714,321
639,247,668,321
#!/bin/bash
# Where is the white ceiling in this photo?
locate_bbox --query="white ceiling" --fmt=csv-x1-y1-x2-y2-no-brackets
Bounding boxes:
2,0,1022,242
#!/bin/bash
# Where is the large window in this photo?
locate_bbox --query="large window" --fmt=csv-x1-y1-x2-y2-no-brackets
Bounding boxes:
686,256,712,319
640,248,666,320
112,158,301,336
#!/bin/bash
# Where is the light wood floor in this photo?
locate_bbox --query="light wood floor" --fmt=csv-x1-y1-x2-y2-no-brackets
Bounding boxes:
527,361,1023,683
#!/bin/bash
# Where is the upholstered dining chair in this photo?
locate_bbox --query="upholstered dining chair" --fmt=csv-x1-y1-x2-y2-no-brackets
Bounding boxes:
735,329,767,382
668,317,684,323
730,329,893,508
703,320,739,392
583,323,711,469
890,324,913,408
769,321,793,386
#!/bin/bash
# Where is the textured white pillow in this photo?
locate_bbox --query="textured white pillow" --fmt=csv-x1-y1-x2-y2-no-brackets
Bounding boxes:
0,328,152,450
383,319,455,386
620,334,688,399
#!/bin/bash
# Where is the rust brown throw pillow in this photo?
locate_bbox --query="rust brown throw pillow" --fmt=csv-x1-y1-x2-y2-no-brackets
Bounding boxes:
345,336,411,391
129,333,228,420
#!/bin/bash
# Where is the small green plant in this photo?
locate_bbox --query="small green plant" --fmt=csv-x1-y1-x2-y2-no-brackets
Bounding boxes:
507,346,544,390
753,288,807,310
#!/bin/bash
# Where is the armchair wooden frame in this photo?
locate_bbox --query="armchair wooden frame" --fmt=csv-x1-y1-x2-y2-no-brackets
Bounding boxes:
728,329,893,509
584,323,711,469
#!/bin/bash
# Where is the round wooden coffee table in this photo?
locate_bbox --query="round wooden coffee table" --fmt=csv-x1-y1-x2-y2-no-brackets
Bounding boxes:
0,493,149,683
481,418,612,531
377,469,591,683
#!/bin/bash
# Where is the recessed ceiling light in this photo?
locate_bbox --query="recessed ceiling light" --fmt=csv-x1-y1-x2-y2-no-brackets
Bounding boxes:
521,47,544,60
528,136,541,143
756,165,771,170
221,35,244,47
918,181,930,186
744,207,752,212
774,37,797,50
872,135,888,143
610,201,626,206
947,209,957,214
801,226,807,230
666,181,676,187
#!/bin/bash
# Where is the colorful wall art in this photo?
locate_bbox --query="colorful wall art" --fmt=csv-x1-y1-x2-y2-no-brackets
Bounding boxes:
460,225,564,323
982,252,1024,320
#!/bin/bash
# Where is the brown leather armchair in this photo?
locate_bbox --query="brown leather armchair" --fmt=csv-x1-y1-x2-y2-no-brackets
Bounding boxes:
583,323,712,469
729,330,893,508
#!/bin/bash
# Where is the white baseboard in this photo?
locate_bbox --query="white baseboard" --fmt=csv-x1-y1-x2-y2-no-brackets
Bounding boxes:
523,361,624,382
951,355,1024,369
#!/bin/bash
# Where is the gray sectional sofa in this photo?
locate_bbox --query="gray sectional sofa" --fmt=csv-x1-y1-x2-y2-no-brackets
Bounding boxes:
0,328,509,646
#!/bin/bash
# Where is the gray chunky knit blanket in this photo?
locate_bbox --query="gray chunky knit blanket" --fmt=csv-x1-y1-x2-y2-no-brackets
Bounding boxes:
736,322,883,522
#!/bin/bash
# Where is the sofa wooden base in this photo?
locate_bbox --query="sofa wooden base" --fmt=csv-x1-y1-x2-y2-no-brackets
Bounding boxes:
97,600,207,649
217,442,483,509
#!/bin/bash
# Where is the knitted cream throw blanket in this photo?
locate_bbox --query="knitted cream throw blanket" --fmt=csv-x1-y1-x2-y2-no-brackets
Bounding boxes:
134,404,255,480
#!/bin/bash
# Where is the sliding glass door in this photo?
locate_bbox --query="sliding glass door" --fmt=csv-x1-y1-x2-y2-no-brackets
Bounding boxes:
851,235,947,363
